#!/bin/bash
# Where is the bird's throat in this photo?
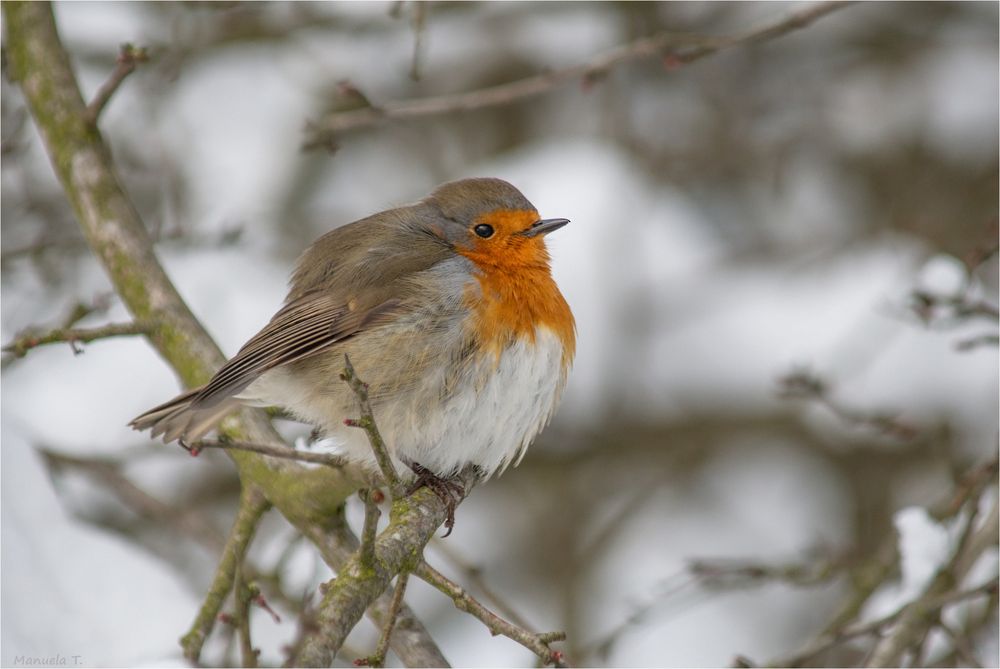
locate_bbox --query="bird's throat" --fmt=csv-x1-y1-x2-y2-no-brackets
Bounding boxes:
463,263,576,368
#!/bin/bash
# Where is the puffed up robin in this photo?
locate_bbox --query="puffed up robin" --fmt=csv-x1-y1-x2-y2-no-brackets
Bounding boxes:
130,178,576,515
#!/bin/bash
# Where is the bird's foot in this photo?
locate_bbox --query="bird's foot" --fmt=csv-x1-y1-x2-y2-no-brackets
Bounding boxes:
406,462,465,537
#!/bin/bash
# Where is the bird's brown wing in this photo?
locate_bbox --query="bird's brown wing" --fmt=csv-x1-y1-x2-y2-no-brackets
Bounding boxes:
192,290,402,408
129,290,401,442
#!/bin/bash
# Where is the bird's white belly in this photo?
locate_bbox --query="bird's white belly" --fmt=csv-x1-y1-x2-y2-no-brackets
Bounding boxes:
305,326,568,479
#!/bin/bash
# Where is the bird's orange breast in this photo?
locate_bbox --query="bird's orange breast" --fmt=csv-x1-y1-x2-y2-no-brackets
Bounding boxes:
456,209,576,368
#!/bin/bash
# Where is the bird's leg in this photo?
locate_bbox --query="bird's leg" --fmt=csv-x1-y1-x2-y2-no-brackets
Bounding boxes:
406,462,465,537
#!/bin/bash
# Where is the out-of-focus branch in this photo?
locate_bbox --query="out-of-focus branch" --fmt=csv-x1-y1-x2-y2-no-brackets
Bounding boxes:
415,562,568,668
192,439,347,468
46,444,450,668
866,498,999,668
2,320,149,359
938,620,984,668
689,551,851,590
905,238,999,351
590,549,855,665
764,455,1000,667
767,576,999,668
307,1,853,144
83,42,148,125
909,290,1000,325
777,368,918,440
2,297,112,364
39,446,228,551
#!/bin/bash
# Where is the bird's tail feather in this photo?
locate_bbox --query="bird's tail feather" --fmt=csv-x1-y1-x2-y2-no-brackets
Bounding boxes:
129,387,243,444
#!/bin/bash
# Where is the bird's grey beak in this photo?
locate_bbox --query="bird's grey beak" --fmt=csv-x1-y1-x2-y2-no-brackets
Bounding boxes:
522,218,570,237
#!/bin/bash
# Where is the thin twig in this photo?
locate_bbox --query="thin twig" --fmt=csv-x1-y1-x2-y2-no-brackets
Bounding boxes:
584,570,703,663
765,455,1000,667
768,576,999,668
769,605,906,667
83,42,148,125
909,290,1000,323
415,562,568,668
431,540,534,631
864,489,999,667
866,576,999,668
307,1,852,143
363,572,411,667
181,487,270,664
192,439,347,468
42,445,309,622
2,320,149,359
777,368,918,439
955,333,1000,351
920,576,999,612
689,551,851,589
341,354,403,495
940,455,999,518
0,235,90,262
235,557,259,668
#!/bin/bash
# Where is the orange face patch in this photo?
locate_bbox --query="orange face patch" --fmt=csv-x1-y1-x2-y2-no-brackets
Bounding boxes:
475,209,540,236
456,208,576,367
456,209,547,271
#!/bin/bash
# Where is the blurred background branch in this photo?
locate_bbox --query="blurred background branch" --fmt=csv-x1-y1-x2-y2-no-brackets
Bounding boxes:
305,1,852,147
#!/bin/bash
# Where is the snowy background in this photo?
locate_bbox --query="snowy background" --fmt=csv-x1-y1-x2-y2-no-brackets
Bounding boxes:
2,2,998,667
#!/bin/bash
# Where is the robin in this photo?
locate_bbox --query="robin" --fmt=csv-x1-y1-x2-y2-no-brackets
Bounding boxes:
130,178,576,522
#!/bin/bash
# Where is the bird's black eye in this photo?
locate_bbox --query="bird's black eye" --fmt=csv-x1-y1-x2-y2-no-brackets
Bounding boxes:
473,223,494,238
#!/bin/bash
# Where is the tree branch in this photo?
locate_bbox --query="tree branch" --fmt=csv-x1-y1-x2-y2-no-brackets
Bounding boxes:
865,502,999,668
2,320,149,359
363,572,410,668
765,455,1000,667
342,354,404,495
311,517,452,668
83,42,148,125
766,576,999,668
192,439,347,468
39,446,228,552
307,1,853,144
292,470,476,667
777,368,918,440
181,486,270,664
234,558,260,669
430,540,535,632
415,562,567,667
